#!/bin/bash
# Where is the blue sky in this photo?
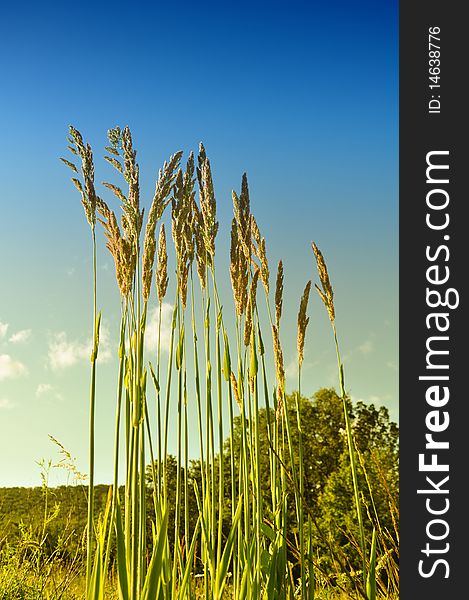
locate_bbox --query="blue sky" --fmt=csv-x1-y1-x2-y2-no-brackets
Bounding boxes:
0,0,398,487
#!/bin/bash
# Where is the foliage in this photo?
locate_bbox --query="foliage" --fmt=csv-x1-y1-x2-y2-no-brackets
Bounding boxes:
1,388,398,598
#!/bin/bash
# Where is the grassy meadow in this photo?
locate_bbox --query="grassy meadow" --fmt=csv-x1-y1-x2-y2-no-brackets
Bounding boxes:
0,126,398,599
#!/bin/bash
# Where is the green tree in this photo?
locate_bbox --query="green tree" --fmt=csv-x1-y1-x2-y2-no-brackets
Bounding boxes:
225,387,398,585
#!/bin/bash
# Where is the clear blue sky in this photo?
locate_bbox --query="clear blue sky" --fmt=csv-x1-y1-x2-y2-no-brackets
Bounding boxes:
0,0,398,487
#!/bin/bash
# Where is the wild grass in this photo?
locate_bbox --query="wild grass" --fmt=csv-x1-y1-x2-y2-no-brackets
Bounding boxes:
1,126,399,599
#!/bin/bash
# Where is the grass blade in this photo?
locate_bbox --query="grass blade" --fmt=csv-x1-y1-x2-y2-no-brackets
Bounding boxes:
141,507,169,600
366,528,377,600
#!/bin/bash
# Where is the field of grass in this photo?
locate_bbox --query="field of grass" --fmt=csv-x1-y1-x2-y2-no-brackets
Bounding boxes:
0,126,398,599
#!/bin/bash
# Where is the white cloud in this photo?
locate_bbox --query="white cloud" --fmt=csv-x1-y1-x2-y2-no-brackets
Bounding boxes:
358,340,374,355
343,337,375,363
48,323,112,370
0,322,8,339
97,324,112,363
144,303,174,355
9,329,32,344
36,383,63,402
285,357,298,381
0,354,28,380
48,332,81,369
0,397,14,409
36,383,53,397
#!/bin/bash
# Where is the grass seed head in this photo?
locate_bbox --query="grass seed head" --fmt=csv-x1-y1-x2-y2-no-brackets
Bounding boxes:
156,224,169,302
103,126,143,257
142,233,156,302
64,126,98,228
297,280,312,367
250,215,269,295
192,198,207,290
172,161,195,309
232,173,251,262
229,218,248,317
230,372,242,412
244,267,260,346
275,260,284,327
104,155,124,174
312,241,335,322
276,390,284,423
182,153,196,266
197,143,218,266
142,150,182,303
97,197,133,297
271,324,285,401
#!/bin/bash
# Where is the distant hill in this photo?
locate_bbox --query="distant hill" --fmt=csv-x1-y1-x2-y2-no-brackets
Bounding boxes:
0,485,111,559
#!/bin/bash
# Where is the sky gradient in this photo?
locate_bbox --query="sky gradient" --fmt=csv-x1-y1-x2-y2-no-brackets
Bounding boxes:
0,0,398,487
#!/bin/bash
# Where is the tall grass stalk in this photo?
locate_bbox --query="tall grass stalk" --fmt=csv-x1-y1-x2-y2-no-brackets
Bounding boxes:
312,241,368,595
62,126,396,599
297,279,312,599
61,127,100,592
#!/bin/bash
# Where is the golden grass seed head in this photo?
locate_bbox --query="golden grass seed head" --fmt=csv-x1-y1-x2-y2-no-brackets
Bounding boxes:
184,150,195,182
105,145,120,156
197,143,218,265
250,214,261,247
232,192,251,263
104,155,124,174
121,127,136,177
312,241,335,322
66,126,97,228
150,150,184,223
141,150,182,303
172,169,192,261
229,218,248,317
250,214,269,295
232,174,251,263
179,263,190,309
60,157,78,173
71,178,83,194
142,210,159,303
107,127,122,150
171,167,194,309
192,198,207,290
182,153,197,266
258,238,270,295
68,126,85,154
102,182,127,204
96,197,133,297
244,266,259,346
297,279,312,367
105,125,143,250
276,391,284,423
240,172,250,213
156,223,169,302
229,219,241,314
142,232,156,303
230,372,242,412
275,260,284,327
171,171,184,254
120,210,137,257
121,240,135,298
271,324,285,399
